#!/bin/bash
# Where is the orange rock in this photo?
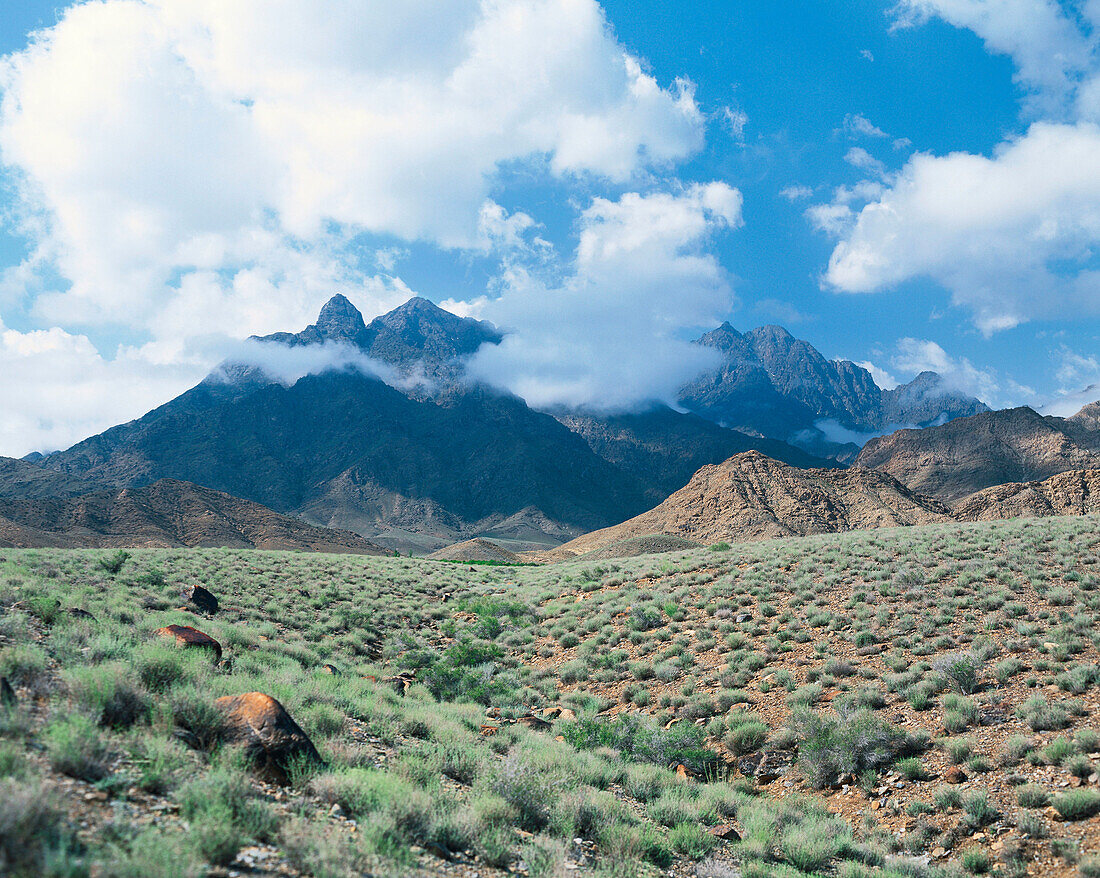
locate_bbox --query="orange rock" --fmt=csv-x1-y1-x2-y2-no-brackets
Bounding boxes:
944,766,968,784
480,725,499,736
155,625,222,661
215,692,324,784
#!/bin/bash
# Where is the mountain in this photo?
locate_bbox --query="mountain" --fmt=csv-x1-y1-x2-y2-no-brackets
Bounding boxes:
38,296,839,552
952,469,1100,522
854,405,1100,502
0,456,105,500
39,365,649,552
257,294,501,377
545,450,950,558
678,323,988,459
552,405,836,503
0,479,388,552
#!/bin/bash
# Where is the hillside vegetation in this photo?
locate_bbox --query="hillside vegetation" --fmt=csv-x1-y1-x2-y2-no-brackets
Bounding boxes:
0,516,1098,876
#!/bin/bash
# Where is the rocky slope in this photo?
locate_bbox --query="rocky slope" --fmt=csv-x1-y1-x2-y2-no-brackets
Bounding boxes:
951,468,1100,521
546,451,951,558
0,456,105,500
426,538,520,563
0,479,388,551
855,405,1100,502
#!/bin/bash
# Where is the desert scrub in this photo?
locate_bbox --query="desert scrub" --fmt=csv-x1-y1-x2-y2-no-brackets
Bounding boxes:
1052,789,1100,821
560,714,719,774
0,777,83,877
45,712,114,782
786,707,917,788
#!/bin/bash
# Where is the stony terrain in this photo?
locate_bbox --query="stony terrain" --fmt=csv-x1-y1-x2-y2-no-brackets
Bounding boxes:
1,516,1099,877
0,479,388,552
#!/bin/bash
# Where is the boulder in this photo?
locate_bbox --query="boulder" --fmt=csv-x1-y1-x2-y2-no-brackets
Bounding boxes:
155,625,222,661
944,766,968,784
517,715,553,732
215,692,324,784
708,824,741,841
184,585,219,615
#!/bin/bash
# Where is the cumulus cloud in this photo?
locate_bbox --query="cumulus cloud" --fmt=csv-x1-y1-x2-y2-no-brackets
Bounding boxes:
816,2,1100,334
820,123,1100,334
0,320,204,456
465,183,741,410
0,0,706,334
890,0,1093,114
893,337,1000,402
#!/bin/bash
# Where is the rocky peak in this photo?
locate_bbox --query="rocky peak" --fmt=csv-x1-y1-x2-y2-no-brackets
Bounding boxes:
314,294,368,342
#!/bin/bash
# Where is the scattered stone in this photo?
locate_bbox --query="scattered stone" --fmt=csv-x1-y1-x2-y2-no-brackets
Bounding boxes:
154,625,222,661
944,766,968,784
215,692,324,785
183,585,219,614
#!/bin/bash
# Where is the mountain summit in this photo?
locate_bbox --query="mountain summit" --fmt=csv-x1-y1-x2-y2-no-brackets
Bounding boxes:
256,294,500,375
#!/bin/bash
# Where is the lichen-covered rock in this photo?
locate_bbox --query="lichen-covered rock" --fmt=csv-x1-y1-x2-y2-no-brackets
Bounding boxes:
215,692,324,784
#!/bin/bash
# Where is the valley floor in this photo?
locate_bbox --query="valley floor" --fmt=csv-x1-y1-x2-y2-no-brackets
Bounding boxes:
0,516,1099,877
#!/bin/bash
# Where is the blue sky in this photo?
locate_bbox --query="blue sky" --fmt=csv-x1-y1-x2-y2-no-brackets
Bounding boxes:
0,0,1099,454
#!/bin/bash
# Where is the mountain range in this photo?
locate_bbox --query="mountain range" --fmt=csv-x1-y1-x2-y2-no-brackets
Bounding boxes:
9,294,997,551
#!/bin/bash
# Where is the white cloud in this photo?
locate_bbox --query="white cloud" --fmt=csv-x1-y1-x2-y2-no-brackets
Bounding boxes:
843,113,888,139
890,0,1092,114
856,360,899,390
0,320,204,456
844,147,886,177
780,185,814,201
722,106,749,141
820,122,1100,334
0,0,706,335
465,183,740,409
893,338,1000,402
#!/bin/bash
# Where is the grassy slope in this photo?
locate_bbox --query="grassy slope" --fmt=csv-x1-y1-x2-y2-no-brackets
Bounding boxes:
0,517,1098,876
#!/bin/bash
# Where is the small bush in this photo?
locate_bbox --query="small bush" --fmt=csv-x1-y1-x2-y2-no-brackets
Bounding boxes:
45,712,113,782
1052,789,1100,821
0,778,80,877
933,652,983,694
787,707,914,789
1015,784,1050,809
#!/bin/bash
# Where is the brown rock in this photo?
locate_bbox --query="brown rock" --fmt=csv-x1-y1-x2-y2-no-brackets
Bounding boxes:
155,624,222,661
184,585,219,614
480,725,499,737
215,692,324,784
944,766,968,784
558,708,576,721
517,715,553,732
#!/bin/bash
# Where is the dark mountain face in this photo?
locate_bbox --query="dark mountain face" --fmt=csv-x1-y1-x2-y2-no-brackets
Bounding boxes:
679,323,988,458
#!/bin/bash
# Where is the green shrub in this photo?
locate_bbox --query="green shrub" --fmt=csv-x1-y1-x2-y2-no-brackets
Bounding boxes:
1052,789,1100,820
0,778,82,877
45,713,113,782
1015,784,1050,808
786,707,913,789
561,714,718,774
